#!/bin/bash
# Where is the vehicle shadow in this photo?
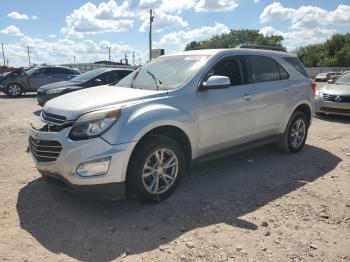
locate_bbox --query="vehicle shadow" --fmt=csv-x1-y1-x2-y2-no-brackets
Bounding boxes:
0,93,37,99
16,144,341,261
33,110,41,116
315,114,350,124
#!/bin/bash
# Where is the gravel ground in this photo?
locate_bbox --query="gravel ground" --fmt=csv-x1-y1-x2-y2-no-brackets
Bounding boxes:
0,94,349,262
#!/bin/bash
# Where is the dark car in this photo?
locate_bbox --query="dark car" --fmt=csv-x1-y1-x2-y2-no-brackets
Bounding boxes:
0,66,80,97
36,68,133,106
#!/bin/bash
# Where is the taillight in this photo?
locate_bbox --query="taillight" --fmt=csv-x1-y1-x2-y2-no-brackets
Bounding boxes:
311,81,317,94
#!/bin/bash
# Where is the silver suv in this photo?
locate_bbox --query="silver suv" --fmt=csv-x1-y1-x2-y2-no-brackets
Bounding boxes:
29,48,313,202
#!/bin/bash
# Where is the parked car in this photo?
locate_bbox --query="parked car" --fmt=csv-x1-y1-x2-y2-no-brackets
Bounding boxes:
315,72,350,116
28,48,313,202
327,72,342,83
37,68,134,106
1,66,80,97
314,73,328,82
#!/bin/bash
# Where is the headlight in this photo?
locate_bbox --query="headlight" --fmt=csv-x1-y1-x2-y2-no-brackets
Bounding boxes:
47,87,67,94
315,89,323,99
69,108,121,140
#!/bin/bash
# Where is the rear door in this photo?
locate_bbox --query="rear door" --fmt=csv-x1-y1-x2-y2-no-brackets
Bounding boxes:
247,55,289,137
27,68,52,90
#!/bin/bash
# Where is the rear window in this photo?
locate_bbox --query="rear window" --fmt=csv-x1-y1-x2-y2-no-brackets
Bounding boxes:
283,57,308,77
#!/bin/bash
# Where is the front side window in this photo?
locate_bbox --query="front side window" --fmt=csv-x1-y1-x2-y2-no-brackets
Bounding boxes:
205,56,248,86
249,56,280,83
117,55,210,90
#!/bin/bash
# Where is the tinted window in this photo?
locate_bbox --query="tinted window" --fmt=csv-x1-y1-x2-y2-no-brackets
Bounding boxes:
283,57,308,77
278,64,289,80
249,56,280,83
49,68,73,74
206,56,248,86
109,70,133,82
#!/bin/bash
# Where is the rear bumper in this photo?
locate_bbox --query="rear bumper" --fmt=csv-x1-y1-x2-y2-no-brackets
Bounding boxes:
41,171,125,200
314,99,350,116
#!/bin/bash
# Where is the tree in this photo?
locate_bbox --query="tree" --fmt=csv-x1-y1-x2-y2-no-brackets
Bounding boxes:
184,29,285,51
294,33,350,67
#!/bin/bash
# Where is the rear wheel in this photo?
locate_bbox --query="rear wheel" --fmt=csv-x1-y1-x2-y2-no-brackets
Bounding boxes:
127,135,185,202
6,83,23,97
278,111,309,153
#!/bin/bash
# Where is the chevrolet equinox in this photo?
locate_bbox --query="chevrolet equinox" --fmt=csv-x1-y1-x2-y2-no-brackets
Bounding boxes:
29,47,313,202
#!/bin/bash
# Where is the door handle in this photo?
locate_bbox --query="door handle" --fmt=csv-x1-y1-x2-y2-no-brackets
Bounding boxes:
283,86,289,91
243,93,253,101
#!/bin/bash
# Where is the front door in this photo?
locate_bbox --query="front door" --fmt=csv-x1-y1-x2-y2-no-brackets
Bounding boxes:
196,55,256,155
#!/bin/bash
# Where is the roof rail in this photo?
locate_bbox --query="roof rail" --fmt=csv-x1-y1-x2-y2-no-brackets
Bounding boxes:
237,44,285,52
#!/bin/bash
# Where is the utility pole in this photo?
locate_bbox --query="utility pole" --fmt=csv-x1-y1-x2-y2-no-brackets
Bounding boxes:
73,56,76,65
107,46,111,62
1,43,5,66
27,46,31,67
125,54,128,65
132,51,135,66
149,9,154,61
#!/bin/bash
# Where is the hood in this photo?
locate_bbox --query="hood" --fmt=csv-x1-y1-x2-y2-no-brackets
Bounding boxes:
39,81,78,91
320,84,350,96
43,85,167,120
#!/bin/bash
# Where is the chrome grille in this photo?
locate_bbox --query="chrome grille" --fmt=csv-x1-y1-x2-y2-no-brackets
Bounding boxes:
323,93,350,103
30,137,62,162
41,111,68,125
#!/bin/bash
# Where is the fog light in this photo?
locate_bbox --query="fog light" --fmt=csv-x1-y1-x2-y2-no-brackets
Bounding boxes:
76,156,111,177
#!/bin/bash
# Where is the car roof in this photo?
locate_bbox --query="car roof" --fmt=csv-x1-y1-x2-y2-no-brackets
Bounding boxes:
164,47,297,58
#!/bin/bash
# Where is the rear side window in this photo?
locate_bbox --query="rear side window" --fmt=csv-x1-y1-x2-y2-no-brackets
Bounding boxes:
282,57,308,77
249,56,280,83
278,64,289,80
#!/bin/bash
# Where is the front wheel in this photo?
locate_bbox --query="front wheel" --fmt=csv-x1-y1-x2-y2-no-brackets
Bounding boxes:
127,135,185,202
6,83,23,97
278,111,309,153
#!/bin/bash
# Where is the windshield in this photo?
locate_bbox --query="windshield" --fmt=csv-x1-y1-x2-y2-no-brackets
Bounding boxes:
117,55,210,90
70,68,107,83
334,73,350,85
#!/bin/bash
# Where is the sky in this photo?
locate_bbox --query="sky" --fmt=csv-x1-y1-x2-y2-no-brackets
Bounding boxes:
1,0,350,67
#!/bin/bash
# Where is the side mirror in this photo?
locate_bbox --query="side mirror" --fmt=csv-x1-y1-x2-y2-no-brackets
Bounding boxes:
327,79,334,84
201,75,230,91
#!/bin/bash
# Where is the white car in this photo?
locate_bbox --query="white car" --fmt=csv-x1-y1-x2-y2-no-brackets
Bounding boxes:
29,47,313,202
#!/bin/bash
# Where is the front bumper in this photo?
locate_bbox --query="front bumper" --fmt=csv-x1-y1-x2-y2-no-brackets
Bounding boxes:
314,98,350,116
28,126,137,198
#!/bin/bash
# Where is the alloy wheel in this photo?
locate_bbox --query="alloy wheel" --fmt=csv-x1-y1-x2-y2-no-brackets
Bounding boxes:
142,148,179,194
7,84,21,97
290,119,306,148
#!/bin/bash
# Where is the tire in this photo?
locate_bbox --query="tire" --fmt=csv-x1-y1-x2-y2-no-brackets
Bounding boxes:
6,83,23,97
278,111,309,153
127,135,185,202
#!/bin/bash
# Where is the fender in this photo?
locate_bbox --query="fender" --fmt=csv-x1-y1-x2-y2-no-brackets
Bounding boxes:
281,100,313,133
101,102,197,155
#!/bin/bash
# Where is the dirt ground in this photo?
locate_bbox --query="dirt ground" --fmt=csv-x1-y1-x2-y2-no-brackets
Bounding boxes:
0,93,349,262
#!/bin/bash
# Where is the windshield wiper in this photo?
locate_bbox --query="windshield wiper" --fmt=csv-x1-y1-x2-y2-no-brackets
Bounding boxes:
147,70,162,90
130,68,141,88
